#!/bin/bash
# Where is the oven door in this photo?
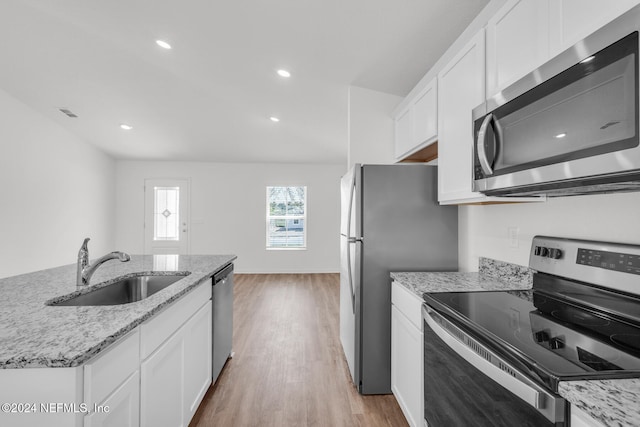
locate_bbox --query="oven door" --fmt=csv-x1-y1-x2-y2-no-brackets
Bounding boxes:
472,9,640,196
422,304,565,427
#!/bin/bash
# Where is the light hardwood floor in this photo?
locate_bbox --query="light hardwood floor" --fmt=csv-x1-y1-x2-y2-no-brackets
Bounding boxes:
190,273,409,427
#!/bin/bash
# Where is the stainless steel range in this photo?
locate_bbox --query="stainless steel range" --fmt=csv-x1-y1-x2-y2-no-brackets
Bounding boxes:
422,236,640,426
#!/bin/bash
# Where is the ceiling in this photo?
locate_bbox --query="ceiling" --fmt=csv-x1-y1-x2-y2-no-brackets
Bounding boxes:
0,0,489,164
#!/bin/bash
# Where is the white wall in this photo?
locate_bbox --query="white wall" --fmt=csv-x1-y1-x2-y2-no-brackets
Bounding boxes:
0,89,116,278
348,86,402,167
459,192,640,271
115,161,344,273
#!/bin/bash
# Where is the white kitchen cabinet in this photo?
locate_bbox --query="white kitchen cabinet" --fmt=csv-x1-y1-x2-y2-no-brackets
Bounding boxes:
391,281,423,427
84,329,140,409
394,78,437,161
83,329,140,427
183,301,213,422
486,0,550,98
141,325,184,427
412,80,437,147
488,0,640,98
84,372,140,427
437,29,487,204
570,404,604,427
549,0,640,56
140,287,212,427
395,107,413,159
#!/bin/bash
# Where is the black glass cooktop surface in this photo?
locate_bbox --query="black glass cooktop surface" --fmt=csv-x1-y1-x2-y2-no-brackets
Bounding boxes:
423,287,640,388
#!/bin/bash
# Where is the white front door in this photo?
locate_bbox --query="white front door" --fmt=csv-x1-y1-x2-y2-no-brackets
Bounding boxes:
144,179,190,255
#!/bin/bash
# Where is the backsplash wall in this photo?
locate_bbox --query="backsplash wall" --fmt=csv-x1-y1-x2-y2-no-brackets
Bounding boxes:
459,192,640,272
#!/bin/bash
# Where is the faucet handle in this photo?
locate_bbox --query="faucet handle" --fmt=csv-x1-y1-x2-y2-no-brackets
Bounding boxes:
78,238,90,264
77,237,91,287
80,237,90,250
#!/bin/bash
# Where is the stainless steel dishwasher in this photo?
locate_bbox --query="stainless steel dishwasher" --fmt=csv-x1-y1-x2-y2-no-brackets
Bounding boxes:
212,263,234,382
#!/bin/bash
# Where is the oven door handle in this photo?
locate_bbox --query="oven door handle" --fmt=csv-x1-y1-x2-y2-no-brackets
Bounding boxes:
423,305,548,410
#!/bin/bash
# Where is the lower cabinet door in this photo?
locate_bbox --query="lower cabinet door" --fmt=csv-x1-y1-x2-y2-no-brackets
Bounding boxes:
85,371,140,427
391,306,423,427
140,330,184,427
183,301,212,422
571,405,604,427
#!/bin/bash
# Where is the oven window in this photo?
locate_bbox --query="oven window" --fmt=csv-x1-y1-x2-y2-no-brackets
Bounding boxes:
423,318,560,426
488,31,638,176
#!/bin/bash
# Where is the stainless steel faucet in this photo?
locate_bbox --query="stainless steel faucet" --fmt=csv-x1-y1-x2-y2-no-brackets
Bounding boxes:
77,238,131,286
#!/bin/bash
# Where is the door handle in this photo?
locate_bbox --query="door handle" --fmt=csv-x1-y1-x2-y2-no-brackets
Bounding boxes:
346,171,357,314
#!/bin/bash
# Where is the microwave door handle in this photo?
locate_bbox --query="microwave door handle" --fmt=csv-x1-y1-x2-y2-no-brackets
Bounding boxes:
477,114,494,175
493,116,503,166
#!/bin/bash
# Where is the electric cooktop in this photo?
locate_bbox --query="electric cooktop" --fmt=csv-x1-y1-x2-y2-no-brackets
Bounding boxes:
424,236,640,392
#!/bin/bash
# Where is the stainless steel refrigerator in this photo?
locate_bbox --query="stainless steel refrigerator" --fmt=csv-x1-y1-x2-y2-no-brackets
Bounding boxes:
340,164,458,395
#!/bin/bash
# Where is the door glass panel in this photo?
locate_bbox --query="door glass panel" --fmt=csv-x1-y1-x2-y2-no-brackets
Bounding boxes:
490,32,638,175
154,186,180,241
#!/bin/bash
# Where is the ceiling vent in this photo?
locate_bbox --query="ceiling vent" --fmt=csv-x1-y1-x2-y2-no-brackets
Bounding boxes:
58,108,78,118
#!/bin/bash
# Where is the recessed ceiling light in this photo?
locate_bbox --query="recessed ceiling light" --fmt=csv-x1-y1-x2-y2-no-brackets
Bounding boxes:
270,117,280,122
277,69,291,78
580,56,594,64
156,40,172,49
120,124,133,130
555,133,566,138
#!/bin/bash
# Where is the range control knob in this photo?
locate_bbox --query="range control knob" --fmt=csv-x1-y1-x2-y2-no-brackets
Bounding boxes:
534,330,550,343
540,247,550,257
534,246,542,256
548,248,563,259
549,337,565,350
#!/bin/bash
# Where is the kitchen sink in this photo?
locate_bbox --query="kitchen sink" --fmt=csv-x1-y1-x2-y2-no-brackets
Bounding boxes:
50,274,190,306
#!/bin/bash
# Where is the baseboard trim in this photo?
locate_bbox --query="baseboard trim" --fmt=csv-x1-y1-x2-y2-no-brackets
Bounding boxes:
234,270,340,275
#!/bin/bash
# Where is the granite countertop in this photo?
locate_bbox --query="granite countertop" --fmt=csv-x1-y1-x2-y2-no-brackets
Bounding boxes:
560,380,640,427
391,257,640,427
0,254,236,369
391,257,534,296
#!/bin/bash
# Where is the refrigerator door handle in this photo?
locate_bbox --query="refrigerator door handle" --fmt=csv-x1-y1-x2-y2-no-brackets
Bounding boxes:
346,170,357,314
348,237,363,243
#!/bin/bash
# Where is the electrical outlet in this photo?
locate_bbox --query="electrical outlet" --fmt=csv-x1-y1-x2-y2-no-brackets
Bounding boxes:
508,227,519,248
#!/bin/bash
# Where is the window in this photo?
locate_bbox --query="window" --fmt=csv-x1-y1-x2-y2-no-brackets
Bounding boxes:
266,186,307,249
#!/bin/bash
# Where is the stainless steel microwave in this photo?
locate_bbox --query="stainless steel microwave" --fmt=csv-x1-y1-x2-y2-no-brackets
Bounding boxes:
472,5,640,197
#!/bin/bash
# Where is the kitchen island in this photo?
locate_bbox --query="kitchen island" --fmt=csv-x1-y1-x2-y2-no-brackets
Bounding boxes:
0,254,236,426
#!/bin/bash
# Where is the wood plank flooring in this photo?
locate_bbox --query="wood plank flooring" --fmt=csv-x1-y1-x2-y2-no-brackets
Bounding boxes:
190,273,409,427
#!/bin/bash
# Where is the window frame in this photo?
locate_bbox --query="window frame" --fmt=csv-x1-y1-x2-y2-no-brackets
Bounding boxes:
265,186,308,250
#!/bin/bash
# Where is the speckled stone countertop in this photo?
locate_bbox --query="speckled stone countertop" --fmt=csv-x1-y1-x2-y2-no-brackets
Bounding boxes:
391,258,640,427
390,257,533,296
559,379,640,426
0,254,236,369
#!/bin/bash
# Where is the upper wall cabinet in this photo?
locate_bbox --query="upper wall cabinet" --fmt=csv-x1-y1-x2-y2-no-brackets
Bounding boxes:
394,78,437,161
438,30,486,204
486,0,550,99
549,0,640,56
487,0,640,99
